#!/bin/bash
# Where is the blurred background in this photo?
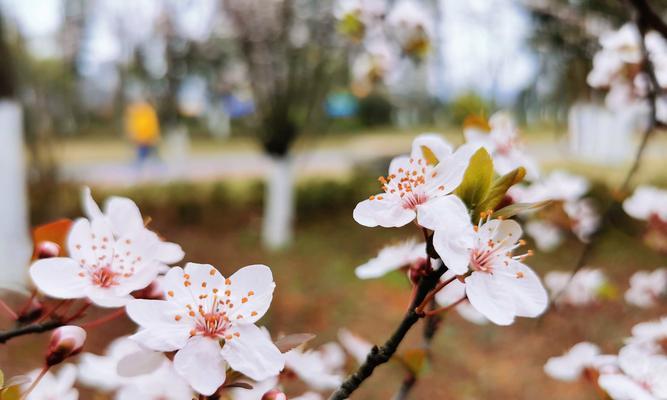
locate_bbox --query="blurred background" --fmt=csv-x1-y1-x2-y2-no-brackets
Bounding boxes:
0,0,666,399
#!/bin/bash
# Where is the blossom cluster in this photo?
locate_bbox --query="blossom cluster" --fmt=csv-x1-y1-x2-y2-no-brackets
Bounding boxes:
352,120,549,326
333,0,433,95
545,317,667,399
588,23,667,122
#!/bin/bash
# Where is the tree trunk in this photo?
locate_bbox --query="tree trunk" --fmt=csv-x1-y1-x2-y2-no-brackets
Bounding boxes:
262,155,295,250
0,101,31,287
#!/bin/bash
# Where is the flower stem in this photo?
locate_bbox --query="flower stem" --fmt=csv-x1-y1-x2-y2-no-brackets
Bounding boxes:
0,299,18,320
422,296,467,317
63,301,91,323
82,309,126,330
415,275,457,315
20,365,49,400
35,300,68,324
328,261,448,400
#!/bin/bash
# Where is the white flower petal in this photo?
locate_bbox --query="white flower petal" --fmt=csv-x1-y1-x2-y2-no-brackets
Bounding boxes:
85,287,132,308
82,187,104,220
455,302,488,325
355,240,425,279
29,258,87,300
353,197,416,228
116,348,165,378
432,228,473,275
155,242,185,264
388,156,410,176
126,300,191,351
104,196,145,237
221,323,284,381
338,329,372,365
598,374,657,400
503,262,548,318
410,134,452,163
465,272,516,326
226,264,275,324
416,194,470,231
174,336,227,396
182,263,226,299
425,145,472,195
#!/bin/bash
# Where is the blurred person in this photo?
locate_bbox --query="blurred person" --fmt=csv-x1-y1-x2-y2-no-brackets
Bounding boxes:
125,100,161,166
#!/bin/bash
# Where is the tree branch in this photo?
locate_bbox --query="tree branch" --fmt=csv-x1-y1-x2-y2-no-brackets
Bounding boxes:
627,0,667,40
328,261,448,400
392,299,441,400
0,320,63,344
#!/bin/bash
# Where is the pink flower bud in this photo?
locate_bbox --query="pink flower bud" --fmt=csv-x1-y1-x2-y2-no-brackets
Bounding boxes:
35,241,61,259
262,389,287,400
46,325,86,366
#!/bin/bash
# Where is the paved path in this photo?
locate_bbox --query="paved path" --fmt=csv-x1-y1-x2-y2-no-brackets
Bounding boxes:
59,136,664,187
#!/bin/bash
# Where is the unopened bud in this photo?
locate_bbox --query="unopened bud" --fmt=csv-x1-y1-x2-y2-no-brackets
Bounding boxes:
408,258,430,285
35,241,61,259
46,325,86,366
262,389,287,400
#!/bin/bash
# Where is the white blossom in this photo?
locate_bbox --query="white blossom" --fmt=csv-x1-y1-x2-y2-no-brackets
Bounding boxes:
625,269,667,308
126,263,284,395
355,239,425,279
353,135,473,230
544,268,607,307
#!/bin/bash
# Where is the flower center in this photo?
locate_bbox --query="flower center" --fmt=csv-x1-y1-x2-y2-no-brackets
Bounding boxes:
372,157,446,210
90,267,120,288
196,310,230,338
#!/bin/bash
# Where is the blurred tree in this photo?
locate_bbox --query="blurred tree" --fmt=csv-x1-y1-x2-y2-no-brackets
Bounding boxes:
520,0,642,123
0,11,31,287
222,0,344,249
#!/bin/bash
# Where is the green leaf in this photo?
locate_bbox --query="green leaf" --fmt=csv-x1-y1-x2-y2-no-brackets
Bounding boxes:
420,145,439,166
0,369,3,388
0,385,20,400
492,201,552,219
455,147,494,212
475,167,526,217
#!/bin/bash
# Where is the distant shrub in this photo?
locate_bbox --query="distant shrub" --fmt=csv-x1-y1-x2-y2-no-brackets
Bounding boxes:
447,92,492,126
357,93,393,127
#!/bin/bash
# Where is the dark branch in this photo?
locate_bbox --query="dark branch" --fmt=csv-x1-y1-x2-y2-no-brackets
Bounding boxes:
328,261,448,400
392,299,441,400
627,0,667,40
0,320,63,344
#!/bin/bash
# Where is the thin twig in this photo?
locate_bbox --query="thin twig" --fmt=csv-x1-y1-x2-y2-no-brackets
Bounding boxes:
0,299,18,320
0,320,63,344
328,261,448,400
415,275,457,315
82,308,126,330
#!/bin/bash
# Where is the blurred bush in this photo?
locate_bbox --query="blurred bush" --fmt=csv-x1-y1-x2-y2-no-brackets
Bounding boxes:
357,93,393,127
447,91,492,126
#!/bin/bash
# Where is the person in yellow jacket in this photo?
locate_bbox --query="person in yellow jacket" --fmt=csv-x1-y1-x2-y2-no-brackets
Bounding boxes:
125,101,160,164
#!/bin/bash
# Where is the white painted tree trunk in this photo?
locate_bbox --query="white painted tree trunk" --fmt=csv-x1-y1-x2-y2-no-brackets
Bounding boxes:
0,101,31,287
262,155,295,250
